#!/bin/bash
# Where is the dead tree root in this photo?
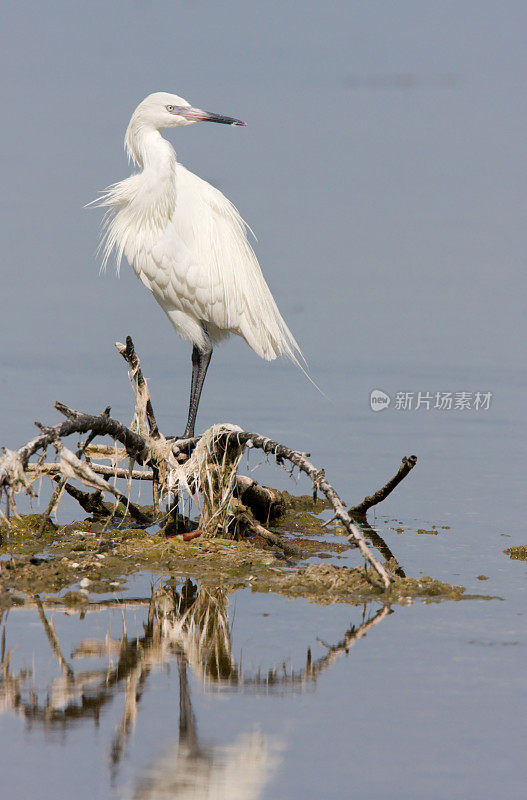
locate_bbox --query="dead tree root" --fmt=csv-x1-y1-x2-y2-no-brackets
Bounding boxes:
0,337,420,591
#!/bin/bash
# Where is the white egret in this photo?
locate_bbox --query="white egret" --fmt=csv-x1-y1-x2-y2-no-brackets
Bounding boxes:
95,92,302,437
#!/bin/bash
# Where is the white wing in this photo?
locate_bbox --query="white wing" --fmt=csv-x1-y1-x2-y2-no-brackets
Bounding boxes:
169,164,302,362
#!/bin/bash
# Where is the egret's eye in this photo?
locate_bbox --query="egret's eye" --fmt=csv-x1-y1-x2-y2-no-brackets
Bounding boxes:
166,105,176,112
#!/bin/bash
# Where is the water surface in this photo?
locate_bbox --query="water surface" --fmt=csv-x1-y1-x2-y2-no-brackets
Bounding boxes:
0,1,525,797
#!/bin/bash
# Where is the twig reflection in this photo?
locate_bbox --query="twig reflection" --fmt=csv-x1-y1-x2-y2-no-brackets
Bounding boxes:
0,583,392,797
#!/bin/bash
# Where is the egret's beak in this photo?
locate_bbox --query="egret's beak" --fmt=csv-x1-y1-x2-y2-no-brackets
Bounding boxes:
176,106,246,126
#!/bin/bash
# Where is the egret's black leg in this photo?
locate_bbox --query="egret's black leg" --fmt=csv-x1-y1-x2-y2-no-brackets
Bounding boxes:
188,345,201,417
183,335,213,438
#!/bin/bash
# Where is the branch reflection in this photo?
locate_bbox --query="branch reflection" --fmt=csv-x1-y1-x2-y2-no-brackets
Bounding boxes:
0,583,392,798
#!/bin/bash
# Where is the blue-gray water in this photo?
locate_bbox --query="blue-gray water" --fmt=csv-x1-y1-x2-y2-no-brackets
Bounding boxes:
0,1,525,798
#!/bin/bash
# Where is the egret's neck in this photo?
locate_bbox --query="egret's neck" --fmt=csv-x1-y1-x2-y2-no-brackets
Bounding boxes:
125,123,176,173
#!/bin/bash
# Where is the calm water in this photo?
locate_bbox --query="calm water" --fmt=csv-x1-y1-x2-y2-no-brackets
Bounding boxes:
0,1,525,797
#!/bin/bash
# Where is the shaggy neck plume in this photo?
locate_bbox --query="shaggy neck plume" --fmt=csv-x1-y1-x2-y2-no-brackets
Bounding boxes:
124,125,178,222
97,124,178,272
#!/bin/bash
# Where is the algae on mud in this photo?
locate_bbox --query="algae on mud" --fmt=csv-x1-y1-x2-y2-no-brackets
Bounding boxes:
0,497,476,608
252,562,468,604
505,545,527,560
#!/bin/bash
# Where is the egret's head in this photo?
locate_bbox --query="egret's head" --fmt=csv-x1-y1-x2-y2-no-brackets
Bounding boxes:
131,92,246,130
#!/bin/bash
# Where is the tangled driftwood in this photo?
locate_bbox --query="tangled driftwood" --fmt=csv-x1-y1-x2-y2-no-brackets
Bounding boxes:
0,337,418,590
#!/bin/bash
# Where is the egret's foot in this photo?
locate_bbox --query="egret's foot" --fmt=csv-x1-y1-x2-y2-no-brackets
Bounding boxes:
164,524,203,543
182,529,203,542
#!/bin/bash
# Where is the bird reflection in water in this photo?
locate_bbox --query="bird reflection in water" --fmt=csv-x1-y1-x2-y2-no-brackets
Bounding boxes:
0,583,391,798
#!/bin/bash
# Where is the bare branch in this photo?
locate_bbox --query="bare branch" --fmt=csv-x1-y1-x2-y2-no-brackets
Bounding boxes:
29,462,154,482
232,500,302,558
37,478,67,536
36,408,111,536
349,455,417,517
234,475,285,522
57,465,152,527
115,335,160,439
0,408,150,491
56,479,108,517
